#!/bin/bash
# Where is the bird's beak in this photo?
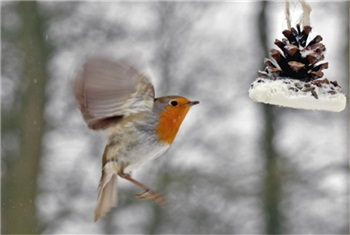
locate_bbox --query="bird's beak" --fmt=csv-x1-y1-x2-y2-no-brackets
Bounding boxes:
184,100,200,106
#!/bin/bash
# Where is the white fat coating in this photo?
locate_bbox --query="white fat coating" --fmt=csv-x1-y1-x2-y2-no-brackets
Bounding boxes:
249,78,346,112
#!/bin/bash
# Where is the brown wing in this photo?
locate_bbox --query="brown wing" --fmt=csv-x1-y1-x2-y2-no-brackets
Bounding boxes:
74,57,155,130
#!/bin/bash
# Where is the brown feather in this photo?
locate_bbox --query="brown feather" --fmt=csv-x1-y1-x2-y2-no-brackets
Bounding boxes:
74,57,155,130
94,172,118,222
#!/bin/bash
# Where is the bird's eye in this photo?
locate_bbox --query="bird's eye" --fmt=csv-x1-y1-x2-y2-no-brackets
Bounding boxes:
170,100,178,106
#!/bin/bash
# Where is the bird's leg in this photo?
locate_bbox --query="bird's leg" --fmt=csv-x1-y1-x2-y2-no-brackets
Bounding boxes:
118,173,167,207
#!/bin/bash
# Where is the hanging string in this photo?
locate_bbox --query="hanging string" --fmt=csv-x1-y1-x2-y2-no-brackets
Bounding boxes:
285,0,312,28
286,0,292,29
285,0,291,29
298,0,311,27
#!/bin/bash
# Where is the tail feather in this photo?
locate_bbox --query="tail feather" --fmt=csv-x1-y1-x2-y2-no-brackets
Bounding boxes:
94,171,118,222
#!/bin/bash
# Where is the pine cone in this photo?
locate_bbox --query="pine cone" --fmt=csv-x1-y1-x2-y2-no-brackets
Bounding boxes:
258,24,329,82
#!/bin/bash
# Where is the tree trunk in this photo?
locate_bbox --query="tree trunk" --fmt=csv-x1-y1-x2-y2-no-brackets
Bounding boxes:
1,2,50,234
257,1,283,234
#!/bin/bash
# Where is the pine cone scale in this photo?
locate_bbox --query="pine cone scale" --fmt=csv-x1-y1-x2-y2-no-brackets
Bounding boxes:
260,24,332,83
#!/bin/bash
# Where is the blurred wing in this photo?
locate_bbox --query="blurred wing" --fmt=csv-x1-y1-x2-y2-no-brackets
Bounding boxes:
74,57,155,130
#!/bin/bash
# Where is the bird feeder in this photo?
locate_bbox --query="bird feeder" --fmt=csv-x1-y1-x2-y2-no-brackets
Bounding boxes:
249,0,346,112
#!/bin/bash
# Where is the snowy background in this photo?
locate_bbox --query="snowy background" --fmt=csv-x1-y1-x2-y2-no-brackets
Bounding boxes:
2,1,349,234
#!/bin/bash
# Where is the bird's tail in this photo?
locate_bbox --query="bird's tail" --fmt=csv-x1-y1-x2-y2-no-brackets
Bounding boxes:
94,163,119,222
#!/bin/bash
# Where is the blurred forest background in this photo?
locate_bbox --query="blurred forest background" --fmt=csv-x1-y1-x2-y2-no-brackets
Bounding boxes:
1,1,349,234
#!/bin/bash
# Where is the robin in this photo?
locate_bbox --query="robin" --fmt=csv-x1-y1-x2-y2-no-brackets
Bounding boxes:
74,57,199,222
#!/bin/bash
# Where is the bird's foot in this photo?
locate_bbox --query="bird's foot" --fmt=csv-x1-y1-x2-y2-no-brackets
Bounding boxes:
134,189,167,207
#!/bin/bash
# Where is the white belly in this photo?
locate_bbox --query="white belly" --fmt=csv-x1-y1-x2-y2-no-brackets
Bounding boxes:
123,142,169,173
104,116,170,173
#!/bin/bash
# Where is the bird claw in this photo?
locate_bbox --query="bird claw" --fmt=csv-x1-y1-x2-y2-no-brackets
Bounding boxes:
118,173,167,207
134,189,167,207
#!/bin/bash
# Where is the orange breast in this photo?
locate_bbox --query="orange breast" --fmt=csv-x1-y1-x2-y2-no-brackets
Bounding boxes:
155,106,191,144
